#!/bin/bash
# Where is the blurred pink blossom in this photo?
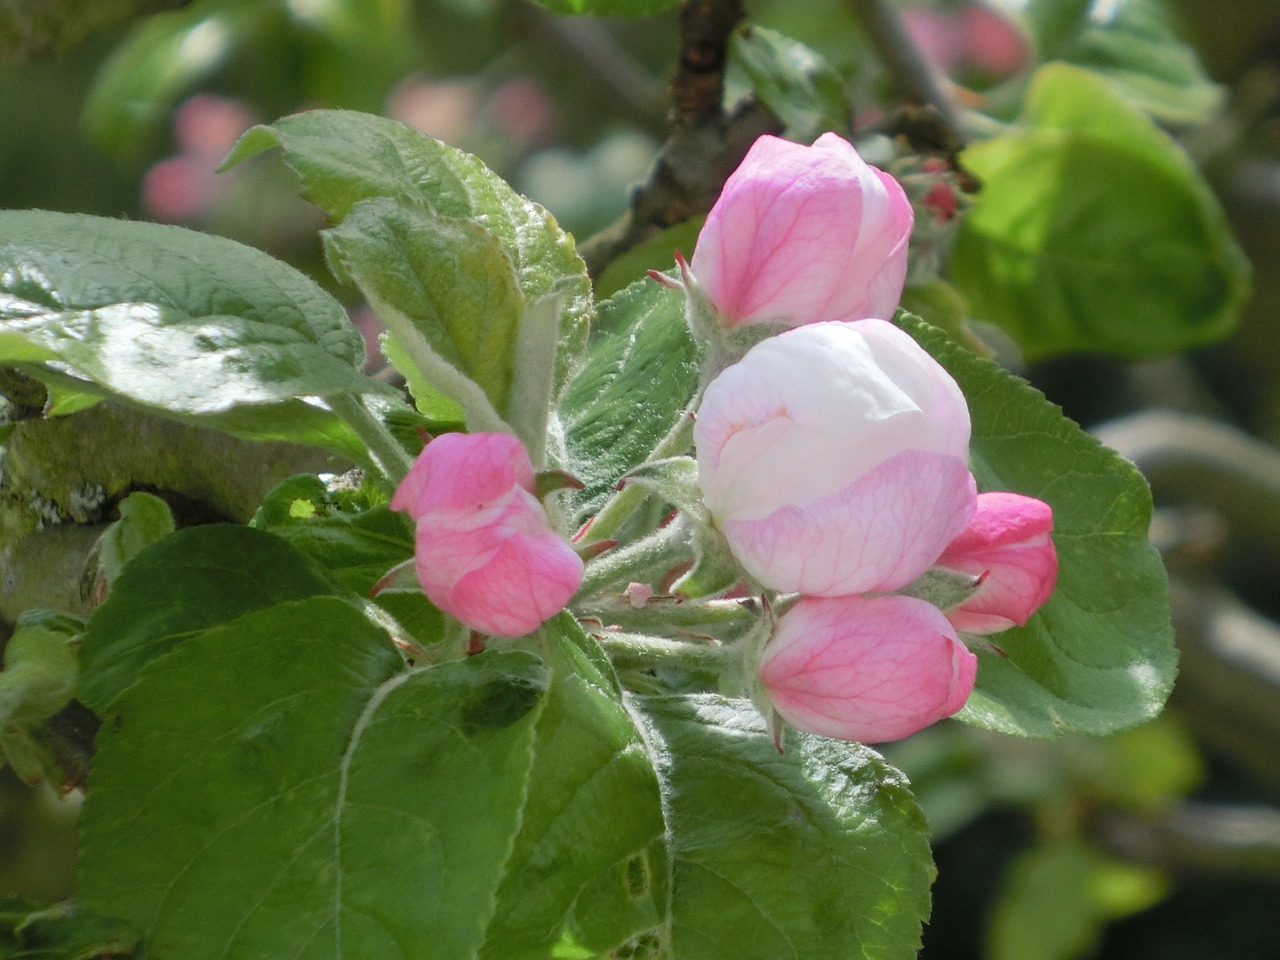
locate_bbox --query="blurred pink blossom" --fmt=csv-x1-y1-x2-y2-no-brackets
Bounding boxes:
695,319,975,596
760,594,978,743
936,491,1057,634
689,133,914,329
391,432,583,637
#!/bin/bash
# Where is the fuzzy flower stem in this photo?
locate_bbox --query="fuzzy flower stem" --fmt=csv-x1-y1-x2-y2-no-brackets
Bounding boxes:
592,631,735,671
577,518,689,599
576,595,758,636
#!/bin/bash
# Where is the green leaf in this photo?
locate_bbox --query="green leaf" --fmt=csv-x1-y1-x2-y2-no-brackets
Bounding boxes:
989,840,1167,960
898,312,1177,736
225,109,592,399
80,604,667,959
0,211,381,438
251,474,415,594
479,616,667,959
323,198,528,438
80,597,549,960
729,26,851,143
0,610,82,783
1022,0,1222,124
950,64,1250,359
0,610,81,727
83,3,267,158
559,278,699,522
78,525,339,712
0,896,140,959
635,695,934,960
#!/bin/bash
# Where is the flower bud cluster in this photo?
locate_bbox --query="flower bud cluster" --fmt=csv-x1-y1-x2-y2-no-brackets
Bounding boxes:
683,133,1058,744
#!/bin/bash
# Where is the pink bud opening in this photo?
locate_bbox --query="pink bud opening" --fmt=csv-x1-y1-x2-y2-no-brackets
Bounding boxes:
935,492,1058,635
391,432,583,637
689,133,914,329
696,319,976,595
760,595,978,743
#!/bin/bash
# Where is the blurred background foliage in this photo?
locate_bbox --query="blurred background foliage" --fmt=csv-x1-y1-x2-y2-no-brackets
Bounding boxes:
2,1,1280,958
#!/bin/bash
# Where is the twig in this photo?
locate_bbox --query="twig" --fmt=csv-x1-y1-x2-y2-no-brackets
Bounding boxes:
510,1,667,134
579,0,783,278
845,0,966,145
1095,802,1280,879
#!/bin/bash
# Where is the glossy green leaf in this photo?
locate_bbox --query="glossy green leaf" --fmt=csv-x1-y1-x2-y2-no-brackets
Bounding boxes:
899,313,1177,736
636,695,934,960
78,525,339,712
251,473,415,594
1023,0,1222,124
80,598,549,960
0,211,381,437
224,109,592,399
950,64,1250,359
558,278,699,522
729,26,851,143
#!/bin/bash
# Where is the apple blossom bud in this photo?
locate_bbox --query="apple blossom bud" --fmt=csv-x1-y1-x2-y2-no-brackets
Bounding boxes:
935,492,1057,634
689,133,914,330
695,319,976,596
760,595,977,743
390,432,583,637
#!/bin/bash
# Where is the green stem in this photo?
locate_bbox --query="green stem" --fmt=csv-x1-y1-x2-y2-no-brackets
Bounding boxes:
583,409,696,544
327,393,415,486
576,595,758,636
577,519,689,598
593,631,735,671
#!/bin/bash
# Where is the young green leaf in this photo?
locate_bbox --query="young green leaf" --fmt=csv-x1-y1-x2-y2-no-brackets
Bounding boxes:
322,198,526,440
950,64,1250,359
635,695,934,960
899,312,1177,737
558,278,699,521
225,109,592,399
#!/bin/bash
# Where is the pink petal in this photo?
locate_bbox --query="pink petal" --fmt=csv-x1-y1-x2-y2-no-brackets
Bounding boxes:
725,449,977,596
760,595,978,743
938,492,1057,634
690,134,914,329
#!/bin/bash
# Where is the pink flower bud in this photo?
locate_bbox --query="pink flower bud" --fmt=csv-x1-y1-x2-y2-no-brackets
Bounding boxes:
689,133,914,329
760,595,977,743
390,432,584,637
695,319,976,596
935,492,1057,635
